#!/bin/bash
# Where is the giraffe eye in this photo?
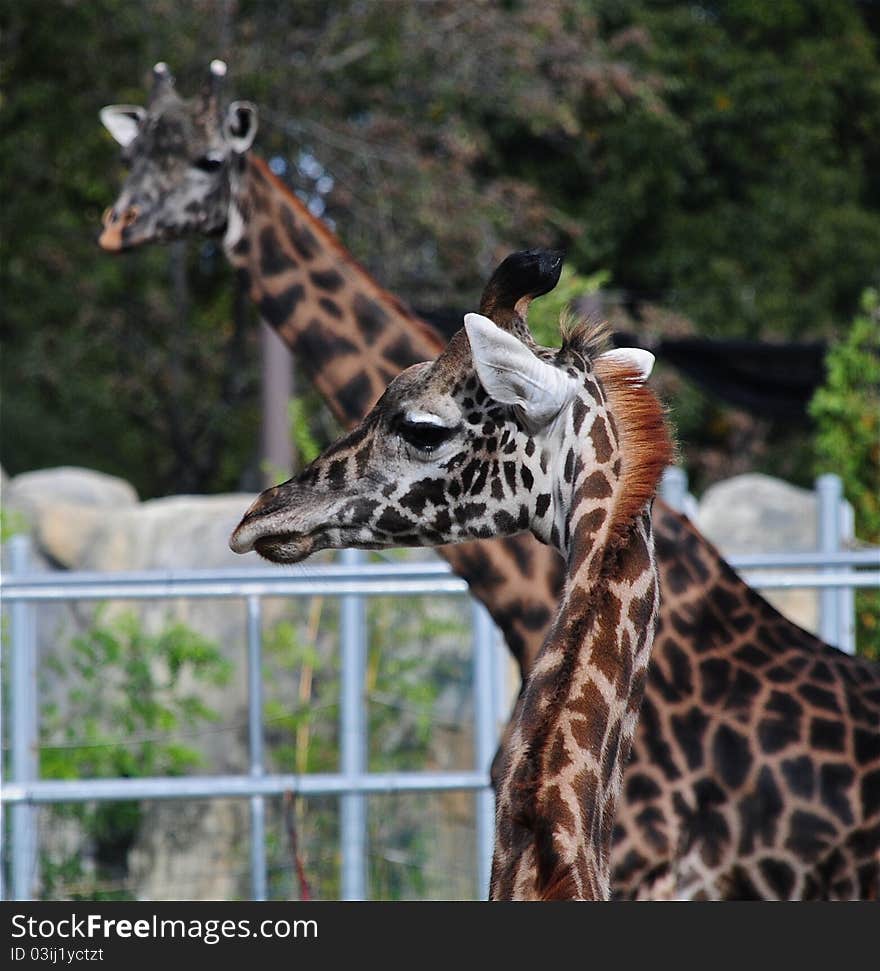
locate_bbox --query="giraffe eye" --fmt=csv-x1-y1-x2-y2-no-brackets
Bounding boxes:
396,417,456,452
194,154,224,173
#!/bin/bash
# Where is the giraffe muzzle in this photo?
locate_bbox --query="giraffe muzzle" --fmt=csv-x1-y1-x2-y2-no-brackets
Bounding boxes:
98,204,141,251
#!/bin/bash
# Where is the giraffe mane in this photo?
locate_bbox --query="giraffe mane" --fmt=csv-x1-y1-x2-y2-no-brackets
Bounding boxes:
594,352,675,544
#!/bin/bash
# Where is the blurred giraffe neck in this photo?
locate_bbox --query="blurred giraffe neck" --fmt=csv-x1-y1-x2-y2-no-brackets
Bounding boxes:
225,153,443,426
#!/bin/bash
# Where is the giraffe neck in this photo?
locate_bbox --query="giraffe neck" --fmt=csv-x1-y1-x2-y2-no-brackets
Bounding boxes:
221,153,565,676
491,362,669,901
224,153,444,426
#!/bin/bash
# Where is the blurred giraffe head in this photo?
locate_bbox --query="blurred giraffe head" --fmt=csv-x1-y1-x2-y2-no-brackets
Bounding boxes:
99,60,257,250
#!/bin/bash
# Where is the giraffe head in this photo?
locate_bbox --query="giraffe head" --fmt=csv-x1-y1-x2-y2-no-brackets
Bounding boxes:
98,60,257,250
230,308,664,564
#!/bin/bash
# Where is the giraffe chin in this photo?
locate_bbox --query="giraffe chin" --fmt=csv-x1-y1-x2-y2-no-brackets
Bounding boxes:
252,532,316,564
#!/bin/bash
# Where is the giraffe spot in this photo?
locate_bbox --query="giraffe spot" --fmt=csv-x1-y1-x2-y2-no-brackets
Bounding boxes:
491,477,504,501
736,766,783,855
673,778,728,868
571,396,588,435
786,810,837,861
281,207,318,260
712,723,752,789
591,418,613,463
507,535,533,577
725,866,762,900
493,510,518,534
781,756,815,799
861,769,880,818
571,507,607,556
327,458,348,488
398,477,446,517
258,283,305,326
503,461,517,493
809,717,846,752
733,643,770,667
758,858,796,899
232,236,250,256
454,502,487,525
568,684,609,764
384,333,423,370
460,457,482,494
625,773,661,803
375,506,414,534
337,372,375,423
799,683,841,713
670,707,709,770
563,448,574,483
309,267,345,292
293,319,359,370
726,667,762,713
470,463,489,497
319,296,343,319
854,728,880,765
810,660,834,683
757,691,803,753
820,764,855,824
524,438,536,457
581,470,611,500
259,227,294,276
353,292,388,345
535,493,551,518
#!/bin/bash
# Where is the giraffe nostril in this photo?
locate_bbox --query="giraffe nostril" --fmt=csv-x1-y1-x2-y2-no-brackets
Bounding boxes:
122,206,140,227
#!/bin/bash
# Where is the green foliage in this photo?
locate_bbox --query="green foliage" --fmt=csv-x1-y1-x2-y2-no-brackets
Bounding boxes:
263,576,471,899
526,266,610,347
38,609,231,899
810,289,880,657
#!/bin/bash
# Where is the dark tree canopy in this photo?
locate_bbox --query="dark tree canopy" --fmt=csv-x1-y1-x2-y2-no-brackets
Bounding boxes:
2,0,878,496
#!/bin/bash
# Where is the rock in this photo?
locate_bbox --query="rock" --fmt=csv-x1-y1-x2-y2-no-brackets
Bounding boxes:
697,473,819,635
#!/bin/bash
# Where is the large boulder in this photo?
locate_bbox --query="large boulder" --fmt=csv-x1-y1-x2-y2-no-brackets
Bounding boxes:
696,473,819,635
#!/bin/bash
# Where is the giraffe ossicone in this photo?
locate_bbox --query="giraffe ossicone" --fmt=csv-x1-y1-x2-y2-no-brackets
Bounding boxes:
231,309,673,900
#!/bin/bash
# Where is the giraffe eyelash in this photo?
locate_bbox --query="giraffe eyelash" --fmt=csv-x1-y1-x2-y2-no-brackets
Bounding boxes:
394,415,459,452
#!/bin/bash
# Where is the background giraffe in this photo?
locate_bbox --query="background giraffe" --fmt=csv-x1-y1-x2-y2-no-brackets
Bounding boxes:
100,62,880,899
230,311,673,898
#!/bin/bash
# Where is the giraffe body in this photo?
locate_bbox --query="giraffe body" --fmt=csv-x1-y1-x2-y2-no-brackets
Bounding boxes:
101,62,880,899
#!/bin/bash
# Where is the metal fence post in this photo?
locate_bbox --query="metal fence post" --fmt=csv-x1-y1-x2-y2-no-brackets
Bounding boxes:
838,501,856,655
340,548,368,900
471,602,496,900
817,474,842,649
246,595,267,900
9,535,39,900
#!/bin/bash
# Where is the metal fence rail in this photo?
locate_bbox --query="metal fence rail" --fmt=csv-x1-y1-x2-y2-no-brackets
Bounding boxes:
2,472,879,902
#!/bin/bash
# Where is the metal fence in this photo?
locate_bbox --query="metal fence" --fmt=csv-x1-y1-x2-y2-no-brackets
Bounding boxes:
2,472,879,901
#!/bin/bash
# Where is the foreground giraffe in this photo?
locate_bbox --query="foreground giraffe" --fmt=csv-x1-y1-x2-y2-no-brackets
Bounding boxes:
100,62,880,899
231,312,673,898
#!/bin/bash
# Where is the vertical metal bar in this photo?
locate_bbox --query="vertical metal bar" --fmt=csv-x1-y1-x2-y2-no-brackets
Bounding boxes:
471,602,496,900
660,466,688,513
838,501,856,655
817,474,842,648
339,548,367,900
9,535,38,900
246,595,267,901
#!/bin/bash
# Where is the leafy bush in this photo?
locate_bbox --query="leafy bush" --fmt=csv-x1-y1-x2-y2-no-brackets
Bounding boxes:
810,289,880,657
38,610,231,899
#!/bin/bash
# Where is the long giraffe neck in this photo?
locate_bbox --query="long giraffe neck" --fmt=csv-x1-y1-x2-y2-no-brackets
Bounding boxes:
224,152,564,672
225,154,443,424
491,358,669,901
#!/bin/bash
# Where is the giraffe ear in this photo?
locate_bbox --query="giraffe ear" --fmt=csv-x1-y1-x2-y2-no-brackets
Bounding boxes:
100,105,146,147
464,312,579,429
224,101,258,154
597,347,655,382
